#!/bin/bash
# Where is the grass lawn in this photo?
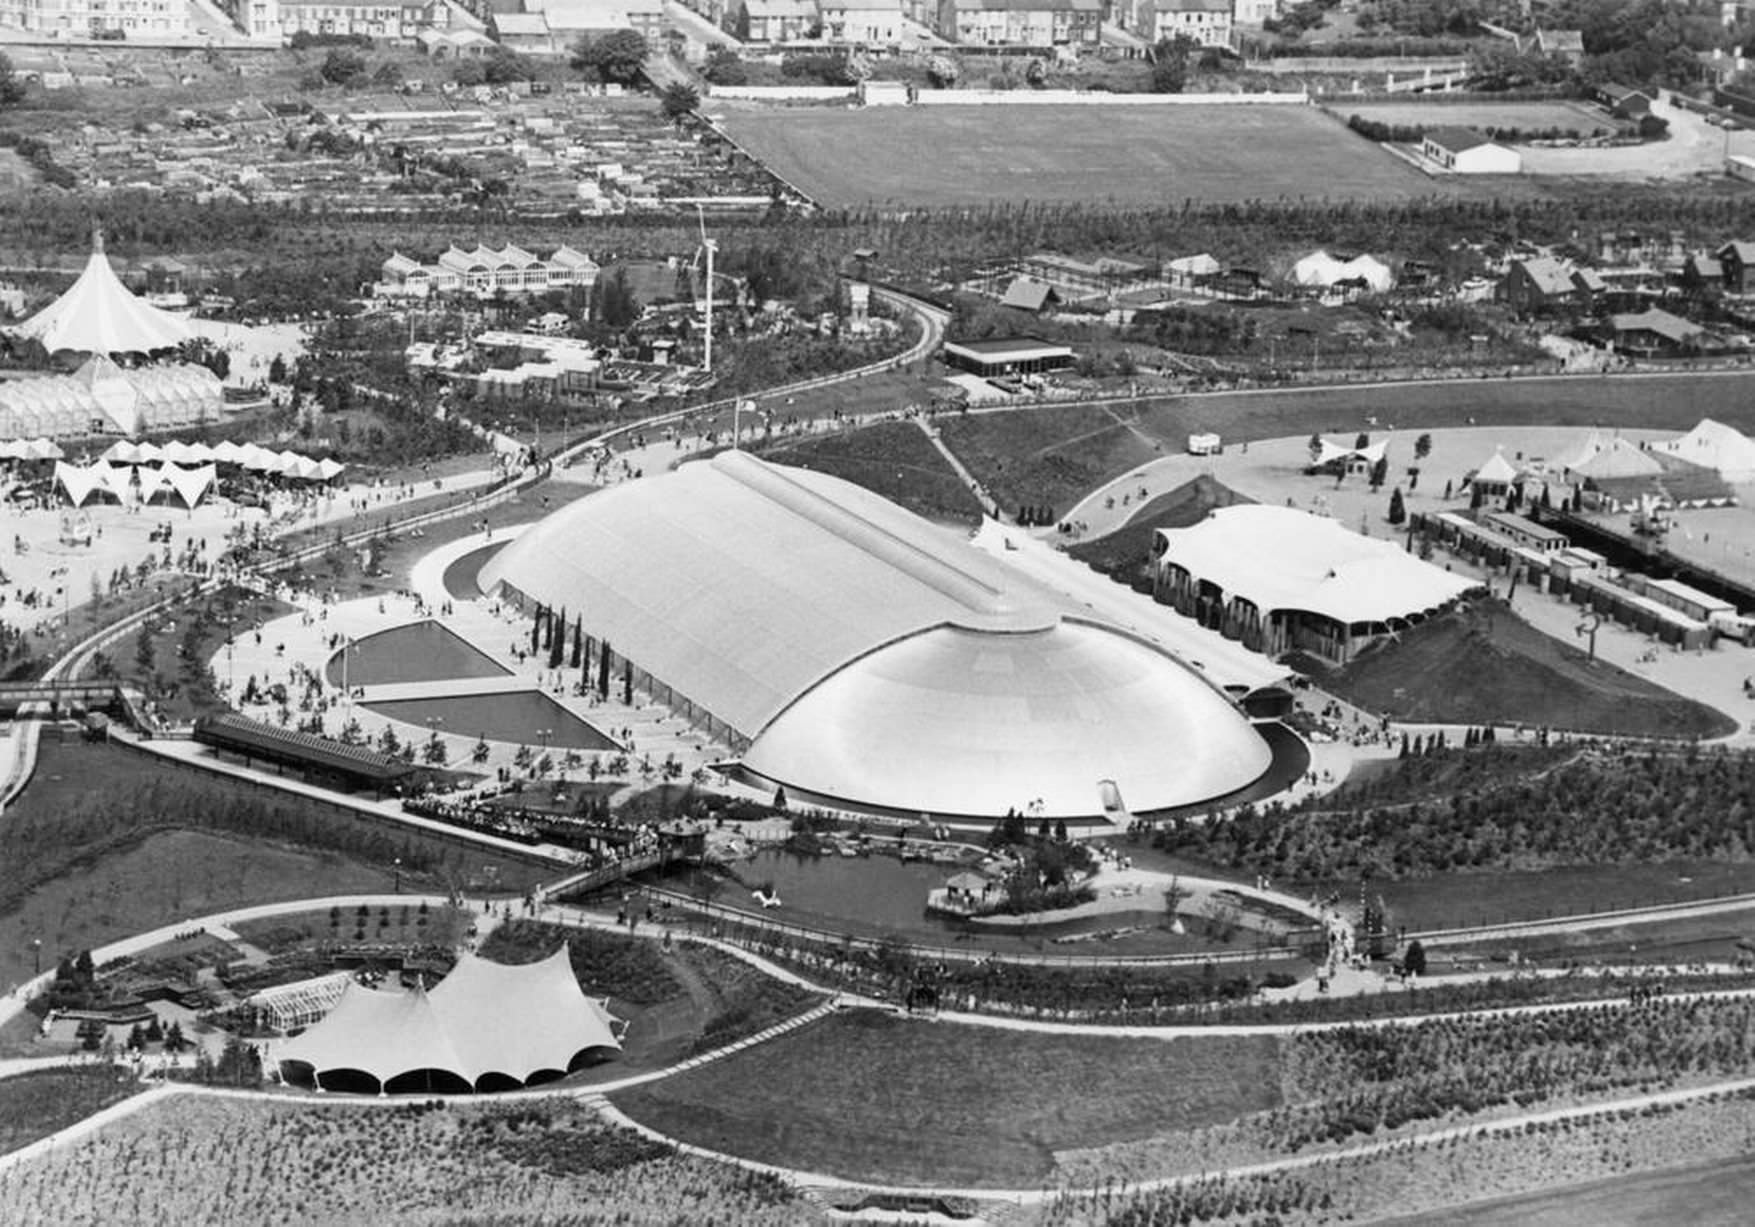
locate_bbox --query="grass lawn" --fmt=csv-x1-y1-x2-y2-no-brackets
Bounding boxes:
938,402,1164,520
0,1066,141,1156
477,920,821,1081
718,105,1442,207
1383,1153,1755,1227
929,372,1755,523
1068,475,1254,574
0,740,550,992
763,421,985,527
1340,861,1755,934
1341,100,1615,134
612,1009,1281,1187
1312,603,1734,739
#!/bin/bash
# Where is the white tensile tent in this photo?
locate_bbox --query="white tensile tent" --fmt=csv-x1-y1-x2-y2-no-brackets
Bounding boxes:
158,463,216,507
54,461,110,507
1292,250,1395,294
275,947,622,1094
1656,419,1755,483
13,234,192,357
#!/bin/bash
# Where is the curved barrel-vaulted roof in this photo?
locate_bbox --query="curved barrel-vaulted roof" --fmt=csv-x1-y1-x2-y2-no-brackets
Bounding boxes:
1155,505,1475,628
276,947,620,1093
483,448,1062,737
485,451,1274,820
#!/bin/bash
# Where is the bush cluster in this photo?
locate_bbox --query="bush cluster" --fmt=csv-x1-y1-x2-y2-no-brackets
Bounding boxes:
1154,744,1755,881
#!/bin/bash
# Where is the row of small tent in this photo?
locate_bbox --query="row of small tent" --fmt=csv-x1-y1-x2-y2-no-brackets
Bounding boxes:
101,439,344,481
0,438,67,461
55,460,217,509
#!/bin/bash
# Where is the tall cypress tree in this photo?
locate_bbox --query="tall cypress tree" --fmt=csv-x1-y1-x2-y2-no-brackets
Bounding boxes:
549,606,567,669
599,640,611,699
570,616,583,669
530,604,544,654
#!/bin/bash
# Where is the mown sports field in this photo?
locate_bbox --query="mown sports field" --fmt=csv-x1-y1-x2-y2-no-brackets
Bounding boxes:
715,104,1448,207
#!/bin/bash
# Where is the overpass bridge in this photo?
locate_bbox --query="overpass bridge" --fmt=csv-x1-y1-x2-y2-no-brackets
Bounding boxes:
0,681,132,719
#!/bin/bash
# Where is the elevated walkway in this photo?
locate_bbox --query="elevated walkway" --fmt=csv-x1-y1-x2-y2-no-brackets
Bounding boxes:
0,680,125,718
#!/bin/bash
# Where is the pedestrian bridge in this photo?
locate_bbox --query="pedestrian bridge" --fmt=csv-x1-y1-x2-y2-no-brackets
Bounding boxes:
0,681,129,718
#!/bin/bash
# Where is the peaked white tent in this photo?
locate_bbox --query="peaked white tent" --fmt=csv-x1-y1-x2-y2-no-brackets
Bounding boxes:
102,440,146,465
160,463,215,507
1571,436,1661,480
275,946,622,1094
53,461,105,506
314,457,346,481
210,439,246,465
1657,419,1755,482
1292,250,1395,294
13,233,192,356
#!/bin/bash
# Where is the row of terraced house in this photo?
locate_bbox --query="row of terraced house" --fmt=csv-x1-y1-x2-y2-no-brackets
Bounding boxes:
691,0,1271,49
377,244,602,299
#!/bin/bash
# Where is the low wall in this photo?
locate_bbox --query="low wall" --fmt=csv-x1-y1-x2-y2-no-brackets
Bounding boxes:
912,89,1308,106
707,85,856,101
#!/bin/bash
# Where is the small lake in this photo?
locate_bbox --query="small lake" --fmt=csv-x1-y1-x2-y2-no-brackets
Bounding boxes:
663,849,1241,957
327,620,509,688
363,690,619,752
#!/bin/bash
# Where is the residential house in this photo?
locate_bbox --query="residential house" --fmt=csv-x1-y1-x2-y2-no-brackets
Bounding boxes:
1533,27,1583,64
1716,240,1755,292
1595,82,1653,119
1683,251,1726,293
1134,0,1231,48
541,0,665,38
1500,255,1583,313
1606,308,1707,358
936,0,1102,48
733,0,818,40
820,0,903,41
1231,0,1276,25
999,277,1059,311
276,0,438,40
0,0,194,34
493,10,556,49
1421,127,1522,174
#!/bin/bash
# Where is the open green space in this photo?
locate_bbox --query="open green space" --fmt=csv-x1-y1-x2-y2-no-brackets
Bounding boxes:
1342,99,1613,133
0,1094,813,1225
1311,603,1734,739
0,740,548,992
0,1066,141,1157
1383,1153,1755,1227
479,920,821,1077
613,1010,1281,1187
1068,475,1254,575
718,105,1443,208
762,420,984,527
934,372,1755,518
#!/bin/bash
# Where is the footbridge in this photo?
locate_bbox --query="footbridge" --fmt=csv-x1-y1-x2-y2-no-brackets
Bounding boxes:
0,680,134,719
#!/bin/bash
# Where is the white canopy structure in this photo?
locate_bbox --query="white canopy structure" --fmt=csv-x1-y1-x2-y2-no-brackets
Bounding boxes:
275,947,621,1094
1568,435,1661,480
211,439,246,464
13,232,191,356
158,463,216,507
314,457,346,481
53,460,106,507
103,439,146,465
1656,419,1755,482
1153,505,1477,663
1292,250,1395,294
1314,437,1389,470
483,450,1274,820
1470,449,1520,488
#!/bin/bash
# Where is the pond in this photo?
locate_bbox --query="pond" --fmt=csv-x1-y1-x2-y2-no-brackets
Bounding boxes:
663,849,1247,958
325,620,509,688
362,690,619,752
442,541,507,601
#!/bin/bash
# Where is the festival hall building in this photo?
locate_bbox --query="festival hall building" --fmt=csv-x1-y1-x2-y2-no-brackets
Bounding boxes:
481,450,1274,822
1151,505,1479,663
379,245,600,299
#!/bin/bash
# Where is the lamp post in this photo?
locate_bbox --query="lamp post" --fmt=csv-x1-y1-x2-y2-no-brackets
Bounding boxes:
30,938,40,977
393,857,402,894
